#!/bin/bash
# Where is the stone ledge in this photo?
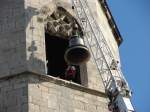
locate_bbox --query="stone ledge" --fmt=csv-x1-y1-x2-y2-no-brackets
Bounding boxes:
0,71,107,98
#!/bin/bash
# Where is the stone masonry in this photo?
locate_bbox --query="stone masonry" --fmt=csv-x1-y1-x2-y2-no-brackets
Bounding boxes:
0,0,122,111
0,0,120,91
0,72,109,112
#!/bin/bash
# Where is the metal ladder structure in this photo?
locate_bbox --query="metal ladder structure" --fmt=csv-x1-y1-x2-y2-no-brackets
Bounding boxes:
72,0,134,111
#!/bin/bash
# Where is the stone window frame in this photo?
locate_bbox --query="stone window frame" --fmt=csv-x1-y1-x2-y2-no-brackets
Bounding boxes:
38,6,88,86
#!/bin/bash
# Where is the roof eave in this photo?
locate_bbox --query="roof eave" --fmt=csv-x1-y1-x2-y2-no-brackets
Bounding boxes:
99,0,123,46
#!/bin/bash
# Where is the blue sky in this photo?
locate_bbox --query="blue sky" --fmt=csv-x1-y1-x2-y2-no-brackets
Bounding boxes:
107,0,150,111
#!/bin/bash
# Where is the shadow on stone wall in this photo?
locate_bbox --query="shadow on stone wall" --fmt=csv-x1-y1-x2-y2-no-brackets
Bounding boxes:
25,6,46,74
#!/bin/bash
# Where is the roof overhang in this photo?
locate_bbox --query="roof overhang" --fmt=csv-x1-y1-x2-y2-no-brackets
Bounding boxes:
99,0,123,46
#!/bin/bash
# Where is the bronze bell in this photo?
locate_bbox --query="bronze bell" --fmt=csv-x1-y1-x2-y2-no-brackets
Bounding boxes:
64,35,91,65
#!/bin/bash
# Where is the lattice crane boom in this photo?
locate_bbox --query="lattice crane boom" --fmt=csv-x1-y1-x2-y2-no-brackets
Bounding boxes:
72,0,134,111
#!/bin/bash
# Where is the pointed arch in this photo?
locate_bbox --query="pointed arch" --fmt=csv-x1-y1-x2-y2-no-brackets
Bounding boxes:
42,6,82,84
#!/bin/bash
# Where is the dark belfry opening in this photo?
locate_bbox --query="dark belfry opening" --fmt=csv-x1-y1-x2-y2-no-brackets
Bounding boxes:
45,33,81,84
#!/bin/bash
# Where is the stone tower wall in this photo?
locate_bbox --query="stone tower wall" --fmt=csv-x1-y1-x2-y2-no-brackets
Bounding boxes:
0,0,120,91
0,73,109,112
0,0,121,112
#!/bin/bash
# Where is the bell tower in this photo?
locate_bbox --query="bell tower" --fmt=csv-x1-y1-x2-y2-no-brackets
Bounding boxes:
0,0,124,112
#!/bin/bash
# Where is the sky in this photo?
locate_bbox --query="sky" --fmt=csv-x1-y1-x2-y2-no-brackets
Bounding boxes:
107,0,150,112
